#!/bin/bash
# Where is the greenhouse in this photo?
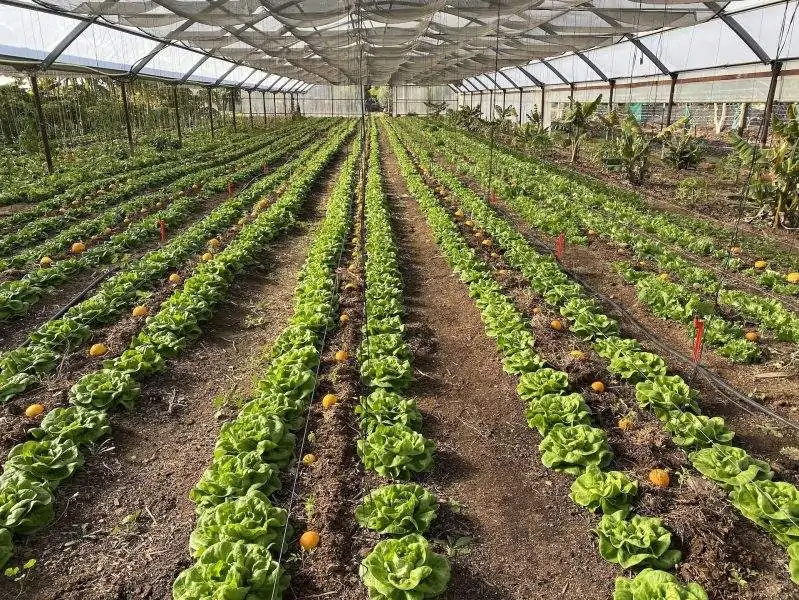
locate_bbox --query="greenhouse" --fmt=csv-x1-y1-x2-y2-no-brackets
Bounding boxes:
0,2,798,600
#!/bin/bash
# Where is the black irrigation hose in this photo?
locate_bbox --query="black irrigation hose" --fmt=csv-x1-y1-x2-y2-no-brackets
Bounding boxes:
515,222,799,435
47,266,119,323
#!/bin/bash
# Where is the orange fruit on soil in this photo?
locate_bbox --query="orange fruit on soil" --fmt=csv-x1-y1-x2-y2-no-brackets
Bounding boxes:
39,256,53,267
754,260,767,269
591,381,605,393
25,403,45,418
132,306,149,318
786,272,799,284
322,394,337,409
618,417,634,431
89,343,108,358
201,252,213,262
340,313,350,324
550,320,564,331
334,349,348,362
744,331,759,342
649,468,670,488
169,273,182,284
302,453,317,466
70,242,86,254
300,531,320,551
569,349,586,360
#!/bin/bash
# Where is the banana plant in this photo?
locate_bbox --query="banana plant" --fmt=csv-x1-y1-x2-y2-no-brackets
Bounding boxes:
561,94,602,163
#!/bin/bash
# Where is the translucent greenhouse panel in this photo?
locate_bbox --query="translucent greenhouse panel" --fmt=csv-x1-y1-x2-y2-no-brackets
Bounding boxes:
547,54,603,83
640,18,759,72
500,67,541,88
140,45,207,80
59,23,160,72
259,74,283,90
732,1,799,60
583,42,663,80
0,6,87,61
476,74,499,89
220,65,255,85
189,56,235,84
522,62,563,85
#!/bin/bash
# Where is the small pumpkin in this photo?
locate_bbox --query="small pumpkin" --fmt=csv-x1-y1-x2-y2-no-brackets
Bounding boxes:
481,239,492,247
39,256,53,267
132,305,149,318
168,273,183,284
618,417,634,431
89,343,108,358
730,246,742,256
744,331,759,342
454,210,464,217
569,349,586,360
25,403,45,418
299,531,320,551
754,260,767,270
322,394,337,409
201,252,213,262
649,468,670,488
786,272,799,284
550,319,564,331
70,242,86,254
302,454,317,466
591,381,605,393
209,238,221,248
339,313,350,324
658,273,670,282
334,349,348,362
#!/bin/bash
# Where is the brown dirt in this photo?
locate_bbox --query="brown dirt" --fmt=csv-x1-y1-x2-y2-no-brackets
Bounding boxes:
0,156,342,600
376,125,619,600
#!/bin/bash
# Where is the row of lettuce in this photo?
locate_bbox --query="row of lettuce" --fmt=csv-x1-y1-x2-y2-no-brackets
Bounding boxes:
0,125,347,405
393,119,799,589
0,120,333,323
171,128,359,599
354,121,450,599
386,118,710,599
0,124,354,572
413,121,798,362
0,130,281,261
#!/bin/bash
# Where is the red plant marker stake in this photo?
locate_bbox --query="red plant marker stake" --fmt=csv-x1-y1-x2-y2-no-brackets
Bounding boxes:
555,232,565,260
227,181,234,197
692,317,705,363
159,219,166,242
490,191,497,204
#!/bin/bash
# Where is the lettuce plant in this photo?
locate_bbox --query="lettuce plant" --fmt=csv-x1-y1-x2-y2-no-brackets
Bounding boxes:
68,369,140,411
689,444,772,490
357,424,434,479
355,484,438,535
0,528,11,569
608,351,667,383
517,368,569,403
0,472,54,533
103,345,165,377
614,568,708,600
355,390,422,435
730,480,799,546
213,414,295,469
189,491,290,558
789,542,799,584
29,406,110,446
663,412,733,449
596,512,682,570
570,466,638,516
361,356,413,390
635,375,699,420
172,541,288,600
360,534,450,600
524,393,592,435
4,438,84,488
190,452,282,512
240,392,305,432
539,424,613,475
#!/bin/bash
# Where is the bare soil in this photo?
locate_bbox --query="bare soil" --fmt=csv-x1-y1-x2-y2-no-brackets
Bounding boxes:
0,157,343,600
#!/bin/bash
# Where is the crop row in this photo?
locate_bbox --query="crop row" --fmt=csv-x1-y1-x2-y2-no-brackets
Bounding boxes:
404,121,798,363
354,120,451,599
0,121,330,323
0,128,293,252
0,123,350,405
0,123,354,572
391,120,799,588
385,119,713,598
172,129,360,599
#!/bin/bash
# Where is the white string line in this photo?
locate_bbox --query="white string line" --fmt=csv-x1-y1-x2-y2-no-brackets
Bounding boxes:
398,121,799,549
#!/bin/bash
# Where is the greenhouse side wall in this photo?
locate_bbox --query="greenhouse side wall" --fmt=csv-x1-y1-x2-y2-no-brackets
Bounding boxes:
392,86,458,116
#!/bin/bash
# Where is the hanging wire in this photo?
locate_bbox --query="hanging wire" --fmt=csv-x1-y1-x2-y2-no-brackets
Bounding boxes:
484,0,503,206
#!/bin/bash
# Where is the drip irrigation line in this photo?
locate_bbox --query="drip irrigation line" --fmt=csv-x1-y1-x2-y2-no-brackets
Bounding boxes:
47,266,119,322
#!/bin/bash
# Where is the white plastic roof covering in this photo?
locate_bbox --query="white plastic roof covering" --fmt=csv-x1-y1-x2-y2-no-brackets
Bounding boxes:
460,1,799,91
0,1,794,88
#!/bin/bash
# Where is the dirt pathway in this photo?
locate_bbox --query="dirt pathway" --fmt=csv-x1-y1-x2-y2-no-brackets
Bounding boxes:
377,127,618,600
0,156,346,600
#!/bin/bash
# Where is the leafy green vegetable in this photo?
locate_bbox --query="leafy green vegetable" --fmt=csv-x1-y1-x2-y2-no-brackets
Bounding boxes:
596,511,682,570
730,480,799,546
172,541,288,600
0,472,54,533
516,368,570,402
357,424,434,479
570,466,638,516
68,369,140,411
360,534,450,600
539,424,613,475
689,444,772,490
190,452,282,512
355,390,422,435
189,491,291,558
663,412,733,449
635,376,699,419
788,542,799,584
4,438,84,488
103,345,165,377
355,484,438,535
0,528,11,570
28,406,110,446
608,351,667,383
614,568,708,600
524,393,591,435
213,414,295,469
361,356,413,390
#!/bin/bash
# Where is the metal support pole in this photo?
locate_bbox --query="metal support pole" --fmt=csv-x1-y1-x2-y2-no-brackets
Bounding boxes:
569,82,575,103
208,87,214,137
665,73,678,126
172,85,182,141
231,91,237,131
262,91,267,125
540,86,546,127
29,73,53,173
518,89,523,124
330,86,334,117
272,93,277,117
737,102,749,136
120,81,134,154
761,60,783,145
248,90,253,128
608,79,615,112
283,93,288,116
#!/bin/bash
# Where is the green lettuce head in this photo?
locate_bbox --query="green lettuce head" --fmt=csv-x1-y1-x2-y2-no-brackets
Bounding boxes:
190,452,282,512
355,484,438,535
360,534,450,600
29,406,110,446
4,438,84,488
0,472,54,533
689,444,772,490
570,466,638,516
524,393,592,435
357,424,434,479
596,512,681,570
214,414,295,468
614,568,708,600
0,528,11,569
539,424,613,475
730,480,799,547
